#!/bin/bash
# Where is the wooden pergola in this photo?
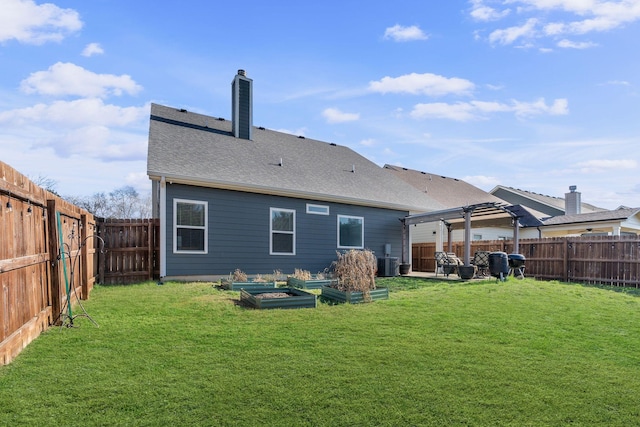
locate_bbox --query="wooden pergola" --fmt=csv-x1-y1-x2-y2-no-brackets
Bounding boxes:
400,202,522,268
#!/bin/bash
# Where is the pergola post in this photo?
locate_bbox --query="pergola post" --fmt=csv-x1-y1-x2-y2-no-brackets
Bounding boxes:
463,208,472,266
513,217,520,254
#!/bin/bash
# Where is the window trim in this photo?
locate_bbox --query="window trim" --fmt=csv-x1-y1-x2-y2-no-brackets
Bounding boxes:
270,207,296,256
306,203,329,215
337,214,364,249
173,198,208,254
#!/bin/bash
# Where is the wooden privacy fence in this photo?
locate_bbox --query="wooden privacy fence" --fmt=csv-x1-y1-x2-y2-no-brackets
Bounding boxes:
413,235,640,287
1,161,96,365
96,218,159,285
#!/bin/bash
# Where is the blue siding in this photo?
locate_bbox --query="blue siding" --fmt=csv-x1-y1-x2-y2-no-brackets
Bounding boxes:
165,184,407,276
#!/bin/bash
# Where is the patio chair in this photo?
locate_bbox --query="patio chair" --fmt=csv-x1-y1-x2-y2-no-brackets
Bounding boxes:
435,252,461,277
472,251,490,277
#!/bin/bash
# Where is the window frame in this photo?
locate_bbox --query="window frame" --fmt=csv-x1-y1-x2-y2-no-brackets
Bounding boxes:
306,203,329,215
270,207,296,256
337,214,364,249
173,198,208,254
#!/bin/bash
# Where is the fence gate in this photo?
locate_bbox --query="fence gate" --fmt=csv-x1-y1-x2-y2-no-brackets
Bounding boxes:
97,218,159,285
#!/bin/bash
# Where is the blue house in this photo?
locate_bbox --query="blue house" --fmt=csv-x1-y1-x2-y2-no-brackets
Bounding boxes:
147,70,443,280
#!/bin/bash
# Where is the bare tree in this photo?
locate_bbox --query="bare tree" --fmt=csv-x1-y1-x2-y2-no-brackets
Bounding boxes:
64,186,151,219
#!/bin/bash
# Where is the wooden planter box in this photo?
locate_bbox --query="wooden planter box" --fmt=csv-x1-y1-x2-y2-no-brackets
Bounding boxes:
320,286,389,304
220,281,276,291
240,287,317,309
287,276,336,289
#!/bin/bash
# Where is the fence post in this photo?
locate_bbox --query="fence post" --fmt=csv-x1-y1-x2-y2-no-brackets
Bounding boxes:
80,214,89,299
46,199,62,325
97,219,105,284
563,238,569,283
147,219,153,281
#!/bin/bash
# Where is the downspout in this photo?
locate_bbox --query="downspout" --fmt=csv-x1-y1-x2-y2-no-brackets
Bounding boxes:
159,176,167,279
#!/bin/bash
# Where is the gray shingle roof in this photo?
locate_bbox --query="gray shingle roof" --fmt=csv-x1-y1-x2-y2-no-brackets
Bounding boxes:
147,104,446,212
490,185,605,214
383,164,506,208
542,207,640,226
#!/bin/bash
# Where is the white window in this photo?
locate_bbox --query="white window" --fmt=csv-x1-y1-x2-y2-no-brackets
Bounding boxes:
270,208,295,255
173,199,207,254
473,234,483,241
337,215,364,249
306,204,329,215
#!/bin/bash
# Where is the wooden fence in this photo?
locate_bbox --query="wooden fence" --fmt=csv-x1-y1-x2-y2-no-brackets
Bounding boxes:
96,218,159,285
1,161,96,365
413,235,640,287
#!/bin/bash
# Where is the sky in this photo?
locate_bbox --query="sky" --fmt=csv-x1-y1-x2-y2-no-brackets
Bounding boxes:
1,0,639,210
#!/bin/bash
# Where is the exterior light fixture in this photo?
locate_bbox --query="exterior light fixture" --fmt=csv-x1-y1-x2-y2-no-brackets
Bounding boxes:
6,194,12,212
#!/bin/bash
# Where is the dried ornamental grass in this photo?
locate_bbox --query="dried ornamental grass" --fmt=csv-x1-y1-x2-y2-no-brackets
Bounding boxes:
333,249,377,294
231,269,248,282
292,269,313,280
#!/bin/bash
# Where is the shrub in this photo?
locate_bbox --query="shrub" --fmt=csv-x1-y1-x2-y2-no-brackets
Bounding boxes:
332,249,376,294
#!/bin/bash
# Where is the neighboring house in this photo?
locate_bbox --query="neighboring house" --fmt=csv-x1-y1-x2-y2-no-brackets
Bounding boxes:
490,185,605,217
491,185,639,238
147,70,445,280
539,207,640,237
383,165,524,243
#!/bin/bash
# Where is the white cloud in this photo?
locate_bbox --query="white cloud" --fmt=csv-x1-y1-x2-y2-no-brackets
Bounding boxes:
322,108,360,123
489,18,538,45
477,0,640,47
0,98,149,127
0,0,82,44
360,138,376,147
410,97,568,121
82,42,105,57
0,99,149,161
464,174,501,190
469,0,511,21
557,39,597,49
574,159,637,173
20,62,142,98
383,24,429,42
369,73,475,97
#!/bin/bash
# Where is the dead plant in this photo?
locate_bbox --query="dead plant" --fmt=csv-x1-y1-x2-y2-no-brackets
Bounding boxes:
332,249,376,299
292,268,313,280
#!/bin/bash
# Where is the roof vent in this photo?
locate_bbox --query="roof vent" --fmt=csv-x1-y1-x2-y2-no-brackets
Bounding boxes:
298,135,305,139
217,117,225,121
179,109,187,113
330,143,337,146
258,126,265,130
351,164,355,173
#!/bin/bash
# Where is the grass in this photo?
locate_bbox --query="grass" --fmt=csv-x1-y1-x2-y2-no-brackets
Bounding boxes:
2,277,640,426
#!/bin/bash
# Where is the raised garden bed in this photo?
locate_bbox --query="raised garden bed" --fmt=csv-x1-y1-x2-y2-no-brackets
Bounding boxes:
287,276,336,290
220,281,276,291
240,287,317,309
320,286,389,304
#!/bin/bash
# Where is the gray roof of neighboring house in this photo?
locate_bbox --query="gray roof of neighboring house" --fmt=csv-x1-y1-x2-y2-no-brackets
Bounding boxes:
147,104,447,212
383,165,506,208
490,185,605,215
541,207,640,226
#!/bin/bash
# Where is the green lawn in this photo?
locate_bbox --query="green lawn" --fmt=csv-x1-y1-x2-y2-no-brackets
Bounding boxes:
2,277,640,426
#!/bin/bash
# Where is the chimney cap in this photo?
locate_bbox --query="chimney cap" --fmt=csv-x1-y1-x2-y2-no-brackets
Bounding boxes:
237,69,246,76
569,185,577,192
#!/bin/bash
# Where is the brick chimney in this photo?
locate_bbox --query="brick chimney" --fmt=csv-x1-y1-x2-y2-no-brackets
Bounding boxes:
231,69,253,140
565,185,581,215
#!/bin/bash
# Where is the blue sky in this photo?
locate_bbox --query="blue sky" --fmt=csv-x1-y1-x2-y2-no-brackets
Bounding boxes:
1,0,639,210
